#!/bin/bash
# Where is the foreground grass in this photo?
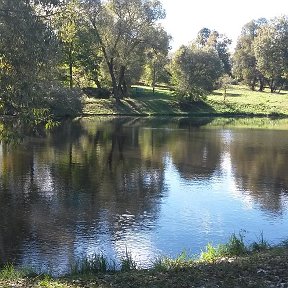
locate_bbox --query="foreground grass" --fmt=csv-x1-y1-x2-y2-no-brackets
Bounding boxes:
1,235,288,288
82,85,288,117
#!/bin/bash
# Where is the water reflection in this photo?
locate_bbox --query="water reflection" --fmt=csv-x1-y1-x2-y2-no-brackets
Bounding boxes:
1,117,288,274
230,129,288,214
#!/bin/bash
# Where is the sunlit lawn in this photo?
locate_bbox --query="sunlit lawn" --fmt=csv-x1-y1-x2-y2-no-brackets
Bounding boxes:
207,85,288,116
82,84,288,116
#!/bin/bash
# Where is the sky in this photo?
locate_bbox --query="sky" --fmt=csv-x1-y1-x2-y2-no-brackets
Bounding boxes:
160,0,288,51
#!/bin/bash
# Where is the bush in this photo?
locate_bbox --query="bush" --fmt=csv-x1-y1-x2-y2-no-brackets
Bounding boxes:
171,45,223,101
48,86,83,117
82,87,111,99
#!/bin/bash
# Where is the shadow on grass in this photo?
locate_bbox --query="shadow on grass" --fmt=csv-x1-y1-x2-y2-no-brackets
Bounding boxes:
179,100,216,113
131,87,174,99
123,98,177,114
123,97,219,115
211,92,242,97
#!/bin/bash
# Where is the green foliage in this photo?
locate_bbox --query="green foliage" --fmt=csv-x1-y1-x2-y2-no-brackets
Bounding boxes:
70,254,112,275
47,86,83,117
0,264,24,280
200,233,248,263
233,16,288,93
219,74,233,100
82,87,111,99
200,243,221,263
82,0,169,100
120,249,137,272
171,45,223,101
221,233,248,256
233,18,267,91
254,16,288,92
142,51,171,88
53,0,88,88
0,108,59,144
250,232,270,252
37,275,70,288
196,28,232,75
0,0,59,116
153,251,194,271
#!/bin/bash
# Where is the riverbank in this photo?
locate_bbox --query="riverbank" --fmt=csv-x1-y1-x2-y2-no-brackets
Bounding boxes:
82,85,288,117
1,237,288,288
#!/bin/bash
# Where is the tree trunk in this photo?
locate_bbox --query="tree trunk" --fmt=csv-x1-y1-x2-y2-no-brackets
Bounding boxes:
107,61,120,102
117,65,126,99
122,78,128,96
250,77,256,91
258,77,264,92
152,64,156,95
68,44,73,89
95,79,102,89
93,74,102,89
269,79,275,93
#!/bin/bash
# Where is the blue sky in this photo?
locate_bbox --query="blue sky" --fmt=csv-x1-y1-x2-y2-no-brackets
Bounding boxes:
160,0,288,51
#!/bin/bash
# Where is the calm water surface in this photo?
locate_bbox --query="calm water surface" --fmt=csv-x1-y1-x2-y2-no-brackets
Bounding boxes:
1,117,288,274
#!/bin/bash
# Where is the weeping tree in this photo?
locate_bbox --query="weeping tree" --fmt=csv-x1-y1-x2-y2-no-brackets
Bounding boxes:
0,0,60,118
82,0,167,102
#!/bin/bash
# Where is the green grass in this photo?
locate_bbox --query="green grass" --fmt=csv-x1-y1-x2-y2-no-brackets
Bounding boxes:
1,234,288,287
207,85,288,116
0,263,25,280
200,233,248,263
82,85,288,117
70,254,111,275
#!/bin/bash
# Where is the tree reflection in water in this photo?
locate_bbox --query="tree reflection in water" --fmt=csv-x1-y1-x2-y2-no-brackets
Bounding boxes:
1,117,288,274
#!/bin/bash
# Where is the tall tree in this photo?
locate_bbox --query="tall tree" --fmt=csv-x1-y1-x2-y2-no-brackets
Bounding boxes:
233,18,267,91
0,0,59,116
142,26,171,91
75,24,103,88
82,0,167,101
196,28,232,75
53,0,82,88
254,16,288,92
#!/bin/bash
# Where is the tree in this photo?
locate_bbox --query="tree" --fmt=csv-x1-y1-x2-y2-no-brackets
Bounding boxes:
82,0,167,101
53,0,82,88
142,27,171,92
219,74,233,101
0,0,59,117
233,18,267,91
196,28,211,47
0,0,82,127
75,24,103,88
254,16,288,92
196,28,232,75
143,52,170,92
276,16,288,89
171,45,223,101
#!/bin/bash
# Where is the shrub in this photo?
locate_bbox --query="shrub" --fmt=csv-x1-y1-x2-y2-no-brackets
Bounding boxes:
82,87,111,99
47,86,83,117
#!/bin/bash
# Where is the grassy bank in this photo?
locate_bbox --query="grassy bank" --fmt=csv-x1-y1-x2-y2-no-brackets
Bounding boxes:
82,85,288,117
1,235,288,288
